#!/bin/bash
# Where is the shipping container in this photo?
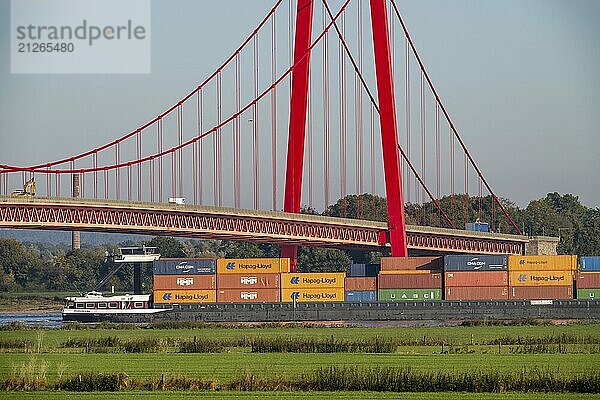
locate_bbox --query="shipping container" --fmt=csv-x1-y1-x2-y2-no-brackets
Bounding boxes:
444,255,508,271
580,256,600,272
281,272,345,289
281,287,345,302
378,269,441,275
576,288,600,300
377,273,442,289
509,270,573,287
508,255,577,271
216,288,280,303
378,288,442,301
445,286,508,300
444,271,508,287
380,256,443,271
509,286,573,300
344,277,377,291
345,290,377,302
348,263,379,277
217,273,280,289
216,258,290,274
153,274,216,290
575,272,600,289
465,222,489,232
153,289,216,304
153,258,216,275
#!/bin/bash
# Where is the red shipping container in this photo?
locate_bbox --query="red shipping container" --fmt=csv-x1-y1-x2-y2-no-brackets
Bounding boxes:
217,273,280,289
378,273,442,289
444,271,508,287
216,288,280,303
380,256,443,272
576,272,600,289
153,274,216,290
345,277,377,291
509,286,573,300
445,286,508,300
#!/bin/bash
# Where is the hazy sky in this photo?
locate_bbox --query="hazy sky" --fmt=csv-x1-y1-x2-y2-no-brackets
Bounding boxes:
1,0,599,209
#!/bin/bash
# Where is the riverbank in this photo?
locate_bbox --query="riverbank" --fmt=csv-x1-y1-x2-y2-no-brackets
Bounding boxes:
0,292,68,314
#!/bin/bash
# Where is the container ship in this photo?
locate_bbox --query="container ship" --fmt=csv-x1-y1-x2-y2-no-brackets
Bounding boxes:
62,255,600,323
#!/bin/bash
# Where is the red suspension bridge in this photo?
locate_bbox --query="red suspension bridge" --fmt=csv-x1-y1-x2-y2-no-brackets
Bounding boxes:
0,0,527,269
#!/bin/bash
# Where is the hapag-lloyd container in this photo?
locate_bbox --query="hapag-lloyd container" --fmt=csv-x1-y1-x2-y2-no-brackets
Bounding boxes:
576,288,600,300
444,271,508,287
281,287,345,302
344,277,377,291
153,258,216,275
217,273,280,289
444,255,508,271
345,290,377,302
378,288,442,301
580,256,600,272
153,274,216,290
216,258,290,274
508,255,577,271
380,256,443,271
377,273,442,289
575,272,600,289
216,288,280,303
509,286,573,300
281,273,345,289
153,289,216,304
509,270,573,287
445,286,508,300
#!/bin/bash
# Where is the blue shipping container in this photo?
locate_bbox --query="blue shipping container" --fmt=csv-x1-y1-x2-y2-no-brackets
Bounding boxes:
465,222,489,232
154,259,216,275
348,263,379,277
345,290,377,302
444,254,508,271
580,256,600,272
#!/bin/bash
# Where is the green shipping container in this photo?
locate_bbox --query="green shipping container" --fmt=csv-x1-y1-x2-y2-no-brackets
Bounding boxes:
378,289,442,301
577,289,600,300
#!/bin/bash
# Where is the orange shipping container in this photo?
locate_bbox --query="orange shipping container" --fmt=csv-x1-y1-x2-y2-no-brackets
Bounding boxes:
510,286,573,300
153,275,216,290
378,273,442,289
509,270,573,287
378,269,440,275
281,287,345,302
508,255,577,271
216,258,290,274
281,273,345,289
153,290,216,304
345,277,377,291
380,256,443,271
444,271,508,287
217,288,280,303
576,272,600,289
445,286,509,301
217,273,280,289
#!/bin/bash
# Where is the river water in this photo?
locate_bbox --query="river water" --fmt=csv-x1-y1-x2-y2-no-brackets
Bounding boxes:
0,313,63,328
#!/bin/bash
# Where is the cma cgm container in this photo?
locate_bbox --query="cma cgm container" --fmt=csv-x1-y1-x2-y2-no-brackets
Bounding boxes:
380,257,443,272
509,271,573,287
444,271,508,287
377,273,442,289
348,263,379,277
577,289,600,300
575,272,600,289
217,288,280,303
154,258,216,275
281,287,345,302
153,275,216,290
345,290,377,302
217,258,290,274
153,289,216,304
446,286,508,301
217,273,280,289
378,288,442,301
444,255,508,271
580,257,600,272
510,286,573,300
344,277,377,291
508,255,577,271
281,273,345,289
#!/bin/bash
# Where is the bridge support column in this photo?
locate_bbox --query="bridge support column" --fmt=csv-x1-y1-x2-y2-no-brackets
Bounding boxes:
133,263,142,295
71,174,80,250
281,0,314,271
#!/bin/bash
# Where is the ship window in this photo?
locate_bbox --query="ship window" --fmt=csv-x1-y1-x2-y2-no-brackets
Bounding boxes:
66,301,75,309
85,303,95,309
97,303,107,309
133,302,144,308
108,302,119,309
75,303,84,309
